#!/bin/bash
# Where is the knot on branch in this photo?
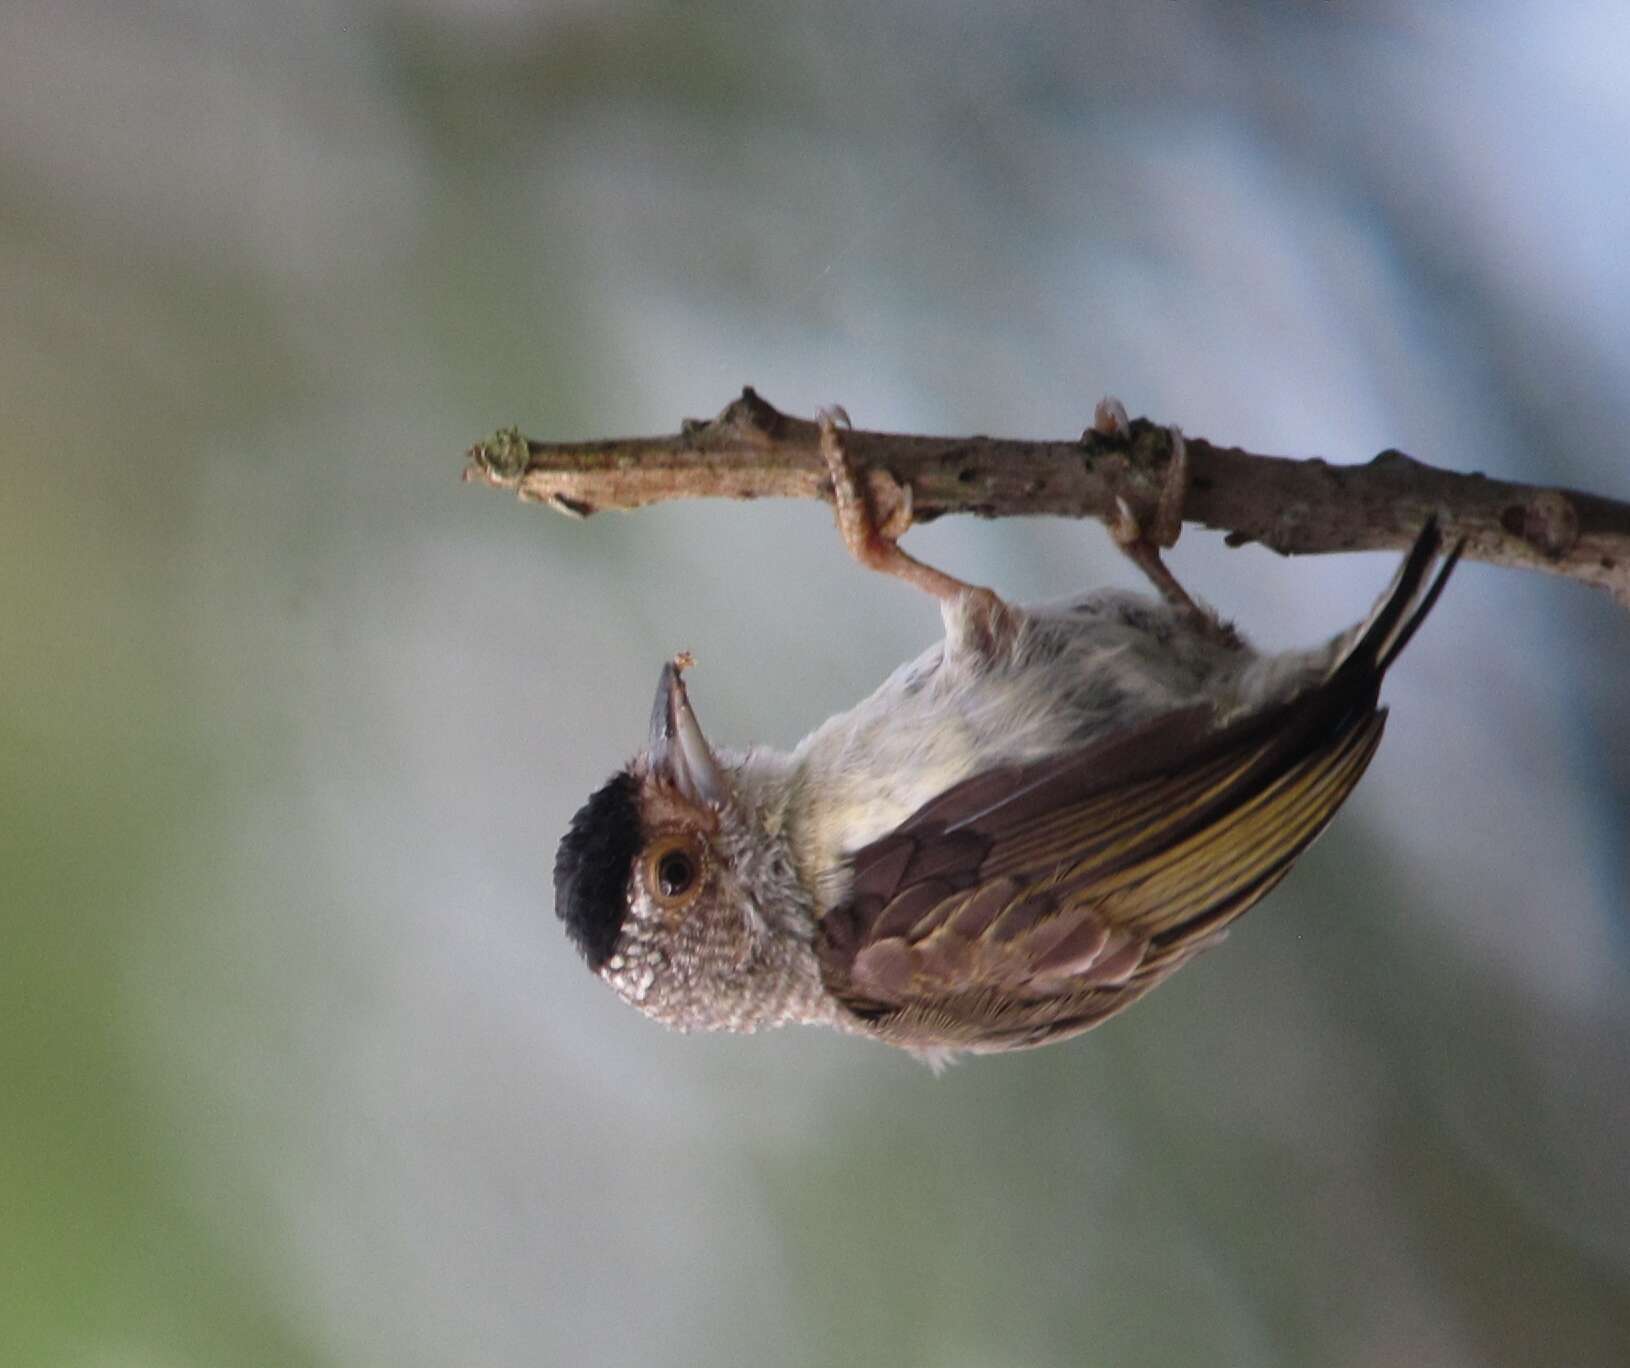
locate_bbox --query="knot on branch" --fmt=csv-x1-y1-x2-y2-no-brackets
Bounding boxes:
683,386,789,446
1501,490,1580,559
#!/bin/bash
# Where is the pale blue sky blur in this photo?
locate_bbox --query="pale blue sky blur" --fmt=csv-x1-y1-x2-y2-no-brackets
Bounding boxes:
4,3,1628,1365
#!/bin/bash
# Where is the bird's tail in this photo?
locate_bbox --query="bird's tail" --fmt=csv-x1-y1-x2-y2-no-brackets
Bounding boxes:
1331,517,1464,688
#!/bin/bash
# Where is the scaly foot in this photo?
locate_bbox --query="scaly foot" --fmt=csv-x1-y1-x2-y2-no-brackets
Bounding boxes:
1093,402,1237,646
818,407,1014,655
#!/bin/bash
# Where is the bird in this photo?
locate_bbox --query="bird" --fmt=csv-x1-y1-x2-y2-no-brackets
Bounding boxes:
553,401,1462,1062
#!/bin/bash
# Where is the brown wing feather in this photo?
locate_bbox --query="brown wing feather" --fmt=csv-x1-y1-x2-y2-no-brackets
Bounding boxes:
816,521,1459,1054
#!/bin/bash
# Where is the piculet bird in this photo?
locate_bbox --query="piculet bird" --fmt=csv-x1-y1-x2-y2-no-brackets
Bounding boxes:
554,401,1461,1063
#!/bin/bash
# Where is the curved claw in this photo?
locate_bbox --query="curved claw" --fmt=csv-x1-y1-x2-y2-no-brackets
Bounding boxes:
1092,395,1131,437
1152,426,1188,549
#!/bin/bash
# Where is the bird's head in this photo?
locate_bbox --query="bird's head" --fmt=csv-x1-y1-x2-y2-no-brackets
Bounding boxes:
553,659,825,1034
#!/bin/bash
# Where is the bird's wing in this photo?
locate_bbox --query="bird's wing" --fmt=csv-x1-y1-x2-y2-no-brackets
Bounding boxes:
814,697,1386,1051
815,521,1459,1054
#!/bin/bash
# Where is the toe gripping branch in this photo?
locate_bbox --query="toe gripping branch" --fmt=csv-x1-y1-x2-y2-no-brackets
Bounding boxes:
818,408,1014,652
1090,398,1233,642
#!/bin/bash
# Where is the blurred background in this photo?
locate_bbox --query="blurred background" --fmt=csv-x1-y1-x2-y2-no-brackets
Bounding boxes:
5,2,1629,1364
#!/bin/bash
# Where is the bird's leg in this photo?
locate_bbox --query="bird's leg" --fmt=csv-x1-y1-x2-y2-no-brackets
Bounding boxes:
1091,399,1236,645
819,408,1014,654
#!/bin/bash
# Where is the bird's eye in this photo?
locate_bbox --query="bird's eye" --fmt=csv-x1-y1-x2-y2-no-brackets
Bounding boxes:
646,837,702,907
659,851,694,896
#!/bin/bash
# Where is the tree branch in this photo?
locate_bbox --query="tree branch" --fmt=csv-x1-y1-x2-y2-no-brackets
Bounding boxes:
462,386,1630,607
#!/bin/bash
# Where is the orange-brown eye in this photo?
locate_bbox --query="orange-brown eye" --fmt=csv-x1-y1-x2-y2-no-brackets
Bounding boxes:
658,851,695,896
646,837,702,907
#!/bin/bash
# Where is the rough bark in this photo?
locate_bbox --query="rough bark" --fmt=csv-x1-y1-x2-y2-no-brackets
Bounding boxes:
463,386,1630,607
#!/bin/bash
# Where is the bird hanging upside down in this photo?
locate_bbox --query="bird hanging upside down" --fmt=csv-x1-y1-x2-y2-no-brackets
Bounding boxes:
554,401,1462,1062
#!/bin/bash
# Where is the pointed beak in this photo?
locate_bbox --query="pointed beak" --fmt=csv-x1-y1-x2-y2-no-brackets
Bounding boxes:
648,660,729,807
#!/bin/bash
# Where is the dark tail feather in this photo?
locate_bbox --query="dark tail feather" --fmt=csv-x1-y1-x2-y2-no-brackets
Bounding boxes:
1336,517,1463,685
1378,535,1463,674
